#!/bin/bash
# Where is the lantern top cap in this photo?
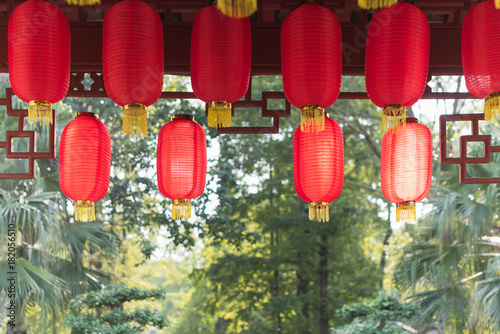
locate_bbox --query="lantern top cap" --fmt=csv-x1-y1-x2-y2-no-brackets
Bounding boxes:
171,114,194,121
76,112,98,119
406,117,418,123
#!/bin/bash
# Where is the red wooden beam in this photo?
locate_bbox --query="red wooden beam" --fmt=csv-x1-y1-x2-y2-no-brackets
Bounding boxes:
0,23,464,76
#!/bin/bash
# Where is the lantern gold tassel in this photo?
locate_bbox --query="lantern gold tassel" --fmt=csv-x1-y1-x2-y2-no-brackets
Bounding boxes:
382,104,406,133
496,0,500,9
396,201,416,223
208,101,232,128
172,199,191,220
484,92,500,122
28,101,52,125
123,103,147,138
66,0,100,5
217,0,257,18
309,201,329,223
357,0,397,10
301,105,325,134
75,200,96,222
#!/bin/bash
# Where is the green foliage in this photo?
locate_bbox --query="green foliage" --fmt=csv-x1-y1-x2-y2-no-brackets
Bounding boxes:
65,285,168,333
333,290,419,334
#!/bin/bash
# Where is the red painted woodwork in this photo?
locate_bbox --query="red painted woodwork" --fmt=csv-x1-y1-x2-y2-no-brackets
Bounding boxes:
439,113,500,184
0,88,56,179
365,2,430,109
157,116,207,201
59,114,111,203
293,117,344,221
381,120,432,204
103,0,163,107
281,3,342,111
8,0,70,105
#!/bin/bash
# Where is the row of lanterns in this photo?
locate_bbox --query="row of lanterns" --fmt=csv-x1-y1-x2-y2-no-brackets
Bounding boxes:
9,0,500,131
7,0,498,222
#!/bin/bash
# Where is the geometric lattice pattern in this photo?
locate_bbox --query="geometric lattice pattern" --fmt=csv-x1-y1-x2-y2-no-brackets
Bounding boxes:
0,88,56,179
439,113,500,184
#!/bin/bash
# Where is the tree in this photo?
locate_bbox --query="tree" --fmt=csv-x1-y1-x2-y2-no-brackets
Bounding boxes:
333,290,419,334
0,74,115,334
187,75,388,333
64,285,168,333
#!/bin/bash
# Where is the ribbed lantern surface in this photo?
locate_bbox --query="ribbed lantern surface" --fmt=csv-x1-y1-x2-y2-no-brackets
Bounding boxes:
157,115,207,220
293,117,344,222
381,119,432,223
365,2,430,132
103,0,164,137
463,0,500,121
59,113,111,222
282,4,342,134
191,5,251,128
8,0,70,125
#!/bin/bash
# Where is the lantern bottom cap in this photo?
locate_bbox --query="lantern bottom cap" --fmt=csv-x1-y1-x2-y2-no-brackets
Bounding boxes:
172,199,192,220
357,0,398,10
66,0,100,5
485,92,500,122
382,104,406,133
208,101,231,128
75,200,96,222
396,201,416,223
217,0,257,18
309,201,329,223
300,105,325,134
123,103,147,138
28,100,53,126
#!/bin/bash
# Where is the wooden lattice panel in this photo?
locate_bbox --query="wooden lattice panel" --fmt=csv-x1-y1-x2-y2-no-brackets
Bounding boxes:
439,113,500,184
0,88,56,179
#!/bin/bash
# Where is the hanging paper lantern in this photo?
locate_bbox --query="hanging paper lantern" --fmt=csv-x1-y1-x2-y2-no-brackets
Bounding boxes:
217,0,257,18
59,113,111,222
281,3,342,134
381,118,432,223
157,115,207,220
357,0,397,10
66,0,100,5
103,0,164,137
463,0,500,121
8,0,70,125
191,5,251,128
293,116,344,222
365,2,430,132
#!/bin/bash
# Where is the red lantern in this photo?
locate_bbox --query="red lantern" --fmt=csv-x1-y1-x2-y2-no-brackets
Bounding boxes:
217,0,257,18
381,118,432,223
157,115,207,220
103,0,164,137
293,117,344,222
59,113,111,222
281,3,342,134
8,0,70,125
357,0,397,10
365,3,430,132
191,5,251,128
463,0,500,121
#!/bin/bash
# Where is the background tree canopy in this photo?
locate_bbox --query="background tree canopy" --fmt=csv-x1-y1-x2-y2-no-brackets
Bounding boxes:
0,74,499,334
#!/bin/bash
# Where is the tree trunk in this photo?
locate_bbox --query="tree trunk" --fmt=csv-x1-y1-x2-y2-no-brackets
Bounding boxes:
380,203,393,286
319,235,328,334
296,254,310,334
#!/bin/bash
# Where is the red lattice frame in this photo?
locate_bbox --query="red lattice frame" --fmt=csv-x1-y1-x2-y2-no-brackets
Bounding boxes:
439,113,500,184
0,88,56,179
